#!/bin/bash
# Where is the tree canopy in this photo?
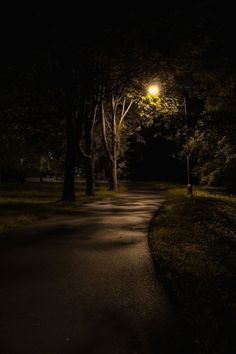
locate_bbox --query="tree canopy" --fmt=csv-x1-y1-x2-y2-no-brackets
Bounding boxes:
1,2,236,192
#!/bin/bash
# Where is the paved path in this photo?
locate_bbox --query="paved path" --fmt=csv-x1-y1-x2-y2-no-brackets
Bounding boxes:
0,186,188,354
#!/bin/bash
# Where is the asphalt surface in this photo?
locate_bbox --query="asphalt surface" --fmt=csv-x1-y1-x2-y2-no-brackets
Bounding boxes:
0,186,189,354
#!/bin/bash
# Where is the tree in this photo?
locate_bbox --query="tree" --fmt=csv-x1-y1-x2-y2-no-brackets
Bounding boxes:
77,55,102,196
101,93,134,191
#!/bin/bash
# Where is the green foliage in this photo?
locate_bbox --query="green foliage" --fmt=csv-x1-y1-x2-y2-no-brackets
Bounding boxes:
136,94,178,121
0,65,66,181
190,111,236,191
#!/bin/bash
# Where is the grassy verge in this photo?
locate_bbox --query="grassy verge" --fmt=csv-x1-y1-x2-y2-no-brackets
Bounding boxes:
0,181,124,236
149,183,236,354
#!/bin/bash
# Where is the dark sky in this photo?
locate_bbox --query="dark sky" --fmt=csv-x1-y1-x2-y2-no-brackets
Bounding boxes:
1,1,235,68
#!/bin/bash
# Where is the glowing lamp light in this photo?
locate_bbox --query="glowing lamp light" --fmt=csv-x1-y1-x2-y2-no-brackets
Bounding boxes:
147,84,160,96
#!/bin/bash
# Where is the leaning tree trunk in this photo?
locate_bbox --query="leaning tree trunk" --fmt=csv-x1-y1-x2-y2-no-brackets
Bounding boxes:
62,114,77,202
101,100,120,192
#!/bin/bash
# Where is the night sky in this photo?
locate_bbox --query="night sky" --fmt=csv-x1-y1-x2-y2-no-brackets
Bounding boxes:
1,1,235,68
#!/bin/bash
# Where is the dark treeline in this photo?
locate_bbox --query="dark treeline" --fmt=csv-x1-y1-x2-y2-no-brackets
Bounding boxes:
1,2,236,198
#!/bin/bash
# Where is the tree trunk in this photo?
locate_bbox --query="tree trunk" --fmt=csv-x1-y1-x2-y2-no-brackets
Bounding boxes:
109,158,118,191
85,155,95,196
84,112,95,196
62,114,76,202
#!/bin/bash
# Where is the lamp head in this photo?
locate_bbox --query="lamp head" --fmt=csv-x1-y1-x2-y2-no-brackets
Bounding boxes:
147,84,160,96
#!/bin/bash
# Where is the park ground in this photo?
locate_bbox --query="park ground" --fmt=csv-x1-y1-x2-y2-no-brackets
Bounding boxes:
149,183,236,354
0,181,236,353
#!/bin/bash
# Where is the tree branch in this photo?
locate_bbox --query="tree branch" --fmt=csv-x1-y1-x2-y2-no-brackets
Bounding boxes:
118,99,134,132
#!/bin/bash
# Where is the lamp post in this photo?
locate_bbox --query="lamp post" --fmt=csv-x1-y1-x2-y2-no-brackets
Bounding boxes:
147,83,193,194
183,94,193,194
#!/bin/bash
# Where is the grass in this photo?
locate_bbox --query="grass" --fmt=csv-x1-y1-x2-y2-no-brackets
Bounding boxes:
0,181,124,235
149,183,236,354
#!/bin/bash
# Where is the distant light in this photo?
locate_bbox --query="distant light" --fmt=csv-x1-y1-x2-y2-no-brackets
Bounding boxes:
147,84,160,96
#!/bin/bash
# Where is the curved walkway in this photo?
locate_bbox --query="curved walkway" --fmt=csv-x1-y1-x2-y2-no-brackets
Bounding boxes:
0,186,188,353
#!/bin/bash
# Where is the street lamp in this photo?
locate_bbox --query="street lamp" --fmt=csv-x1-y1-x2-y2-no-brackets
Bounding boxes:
183,94,193,194
147,84,160,96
